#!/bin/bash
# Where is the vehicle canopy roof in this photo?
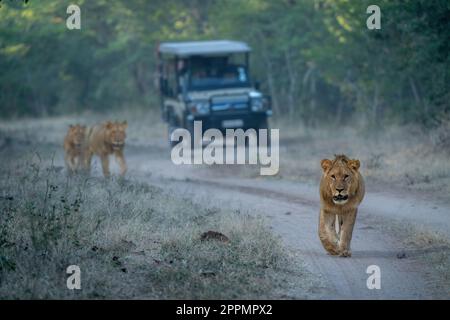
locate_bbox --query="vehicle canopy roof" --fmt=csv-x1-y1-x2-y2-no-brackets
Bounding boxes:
158,40,251,57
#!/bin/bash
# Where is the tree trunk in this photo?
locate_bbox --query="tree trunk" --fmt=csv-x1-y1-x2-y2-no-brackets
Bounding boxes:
257,30,280,114
133,62,147,96
284,49,298,115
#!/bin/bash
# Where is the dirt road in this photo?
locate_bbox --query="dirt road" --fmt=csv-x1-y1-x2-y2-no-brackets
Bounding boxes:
93,141,449,299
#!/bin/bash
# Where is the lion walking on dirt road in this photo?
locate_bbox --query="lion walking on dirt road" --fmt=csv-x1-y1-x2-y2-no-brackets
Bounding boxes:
318,154,365,257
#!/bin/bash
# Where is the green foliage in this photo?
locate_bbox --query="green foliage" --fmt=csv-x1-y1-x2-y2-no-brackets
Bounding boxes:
0,0,448,126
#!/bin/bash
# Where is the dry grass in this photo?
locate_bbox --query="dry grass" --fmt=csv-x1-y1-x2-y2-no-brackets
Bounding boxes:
0,144,313,299
0,108,167,148
1,109,448,298
399,226,450,294
363,214,450,297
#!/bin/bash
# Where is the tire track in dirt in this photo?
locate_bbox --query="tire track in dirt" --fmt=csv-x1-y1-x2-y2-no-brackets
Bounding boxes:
128,151,440,299
160,177,435,299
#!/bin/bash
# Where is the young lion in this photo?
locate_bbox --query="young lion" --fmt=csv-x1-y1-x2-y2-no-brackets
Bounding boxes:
84,121,128,177
319,155,365,257
63,124,87,174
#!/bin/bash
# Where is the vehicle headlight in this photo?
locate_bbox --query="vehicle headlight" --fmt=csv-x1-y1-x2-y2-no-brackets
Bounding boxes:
251,98,264,112
188,101,210,115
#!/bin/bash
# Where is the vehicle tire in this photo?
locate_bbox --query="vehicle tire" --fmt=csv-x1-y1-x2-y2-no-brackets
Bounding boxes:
257,117,269,130
168,113,180,148
257,117,271,148
184,118,198,150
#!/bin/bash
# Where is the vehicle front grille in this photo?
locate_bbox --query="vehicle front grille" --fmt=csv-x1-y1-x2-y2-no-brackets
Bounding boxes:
210,95,249,113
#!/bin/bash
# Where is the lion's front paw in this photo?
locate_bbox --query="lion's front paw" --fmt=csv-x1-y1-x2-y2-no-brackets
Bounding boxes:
339,249,352,257
327,249,340,256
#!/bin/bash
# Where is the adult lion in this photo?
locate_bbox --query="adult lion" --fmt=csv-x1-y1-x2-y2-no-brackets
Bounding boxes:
63,124,87,174
84,121,128,177
319,155,365,257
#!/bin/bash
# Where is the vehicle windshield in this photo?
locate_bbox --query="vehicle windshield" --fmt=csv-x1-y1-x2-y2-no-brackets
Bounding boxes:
186,56,250,90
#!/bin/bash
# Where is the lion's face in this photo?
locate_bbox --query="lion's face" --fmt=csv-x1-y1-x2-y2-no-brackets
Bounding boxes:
321,156,360,205
105,121,127,150
68,124,86,147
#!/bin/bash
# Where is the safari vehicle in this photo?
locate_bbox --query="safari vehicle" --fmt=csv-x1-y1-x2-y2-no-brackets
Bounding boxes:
157,40,272,146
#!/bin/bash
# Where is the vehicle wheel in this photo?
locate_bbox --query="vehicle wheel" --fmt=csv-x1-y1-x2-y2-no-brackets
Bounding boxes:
257,118,271,147
185,118,198,150
168,114,180,148
257,117,269,130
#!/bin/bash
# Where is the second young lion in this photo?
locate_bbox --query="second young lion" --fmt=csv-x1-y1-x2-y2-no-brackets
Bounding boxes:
63,124,87,174
84,121,128,177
